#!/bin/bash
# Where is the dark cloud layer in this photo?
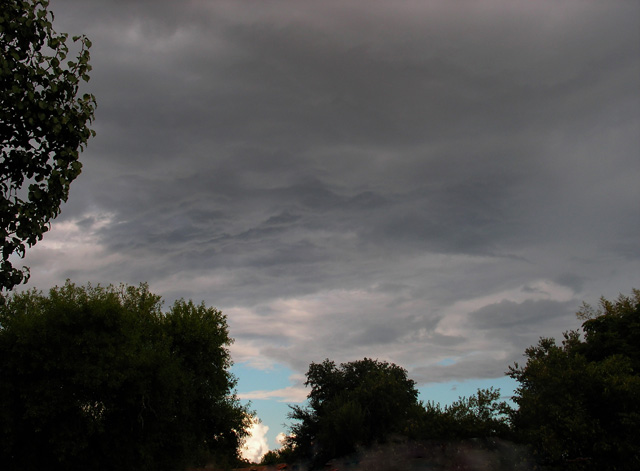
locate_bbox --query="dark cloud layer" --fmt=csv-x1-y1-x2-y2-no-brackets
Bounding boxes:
22,0,640,390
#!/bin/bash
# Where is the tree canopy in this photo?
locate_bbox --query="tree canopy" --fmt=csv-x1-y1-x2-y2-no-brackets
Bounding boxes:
408,387,511,442
508,289,640,470
1,0,96,290
0,281,250,471
287,358,420,464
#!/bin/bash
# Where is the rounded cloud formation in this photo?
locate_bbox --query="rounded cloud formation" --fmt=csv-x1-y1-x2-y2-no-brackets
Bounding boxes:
241,420,270,464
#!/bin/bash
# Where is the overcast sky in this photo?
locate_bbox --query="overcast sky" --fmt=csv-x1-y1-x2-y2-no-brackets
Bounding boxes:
17,0,640,460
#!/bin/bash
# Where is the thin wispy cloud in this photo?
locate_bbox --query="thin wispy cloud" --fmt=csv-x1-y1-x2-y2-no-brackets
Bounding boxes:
238,386,308,404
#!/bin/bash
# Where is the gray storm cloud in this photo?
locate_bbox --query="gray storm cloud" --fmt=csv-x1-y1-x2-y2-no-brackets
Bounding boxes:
22,0,640,384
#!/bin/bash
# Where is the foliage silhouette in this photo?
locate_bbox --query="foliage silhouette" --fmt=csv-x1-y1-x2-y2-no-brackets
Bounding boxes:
408,387,511,441
287,358,420,465
1,0,96,290
0,281,250,471
508,289,640,470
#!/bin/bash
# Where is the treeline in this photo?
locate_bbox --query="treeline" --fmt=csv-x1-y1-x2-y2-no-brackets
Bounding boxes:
0,282,251,471
1,283,638,471
263,289,640,471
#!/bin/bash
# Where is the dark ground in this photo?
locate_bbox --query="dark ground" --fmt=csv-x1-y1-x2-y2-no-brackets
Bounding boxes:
227,438,539,471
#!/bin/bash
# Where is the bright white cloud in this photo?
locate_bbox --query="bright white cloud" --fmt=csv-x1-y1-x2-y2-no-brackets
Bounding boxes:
276,432,287,447
240,420,270,464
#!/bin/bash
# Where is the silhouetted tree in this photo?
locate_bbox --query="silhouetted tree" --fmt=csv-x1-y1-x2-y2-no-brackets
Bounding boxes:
408,387,511,441
1,0,96,290
260,445,296,466
0,281,250,471
508,289,640,470
287,358,420,465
